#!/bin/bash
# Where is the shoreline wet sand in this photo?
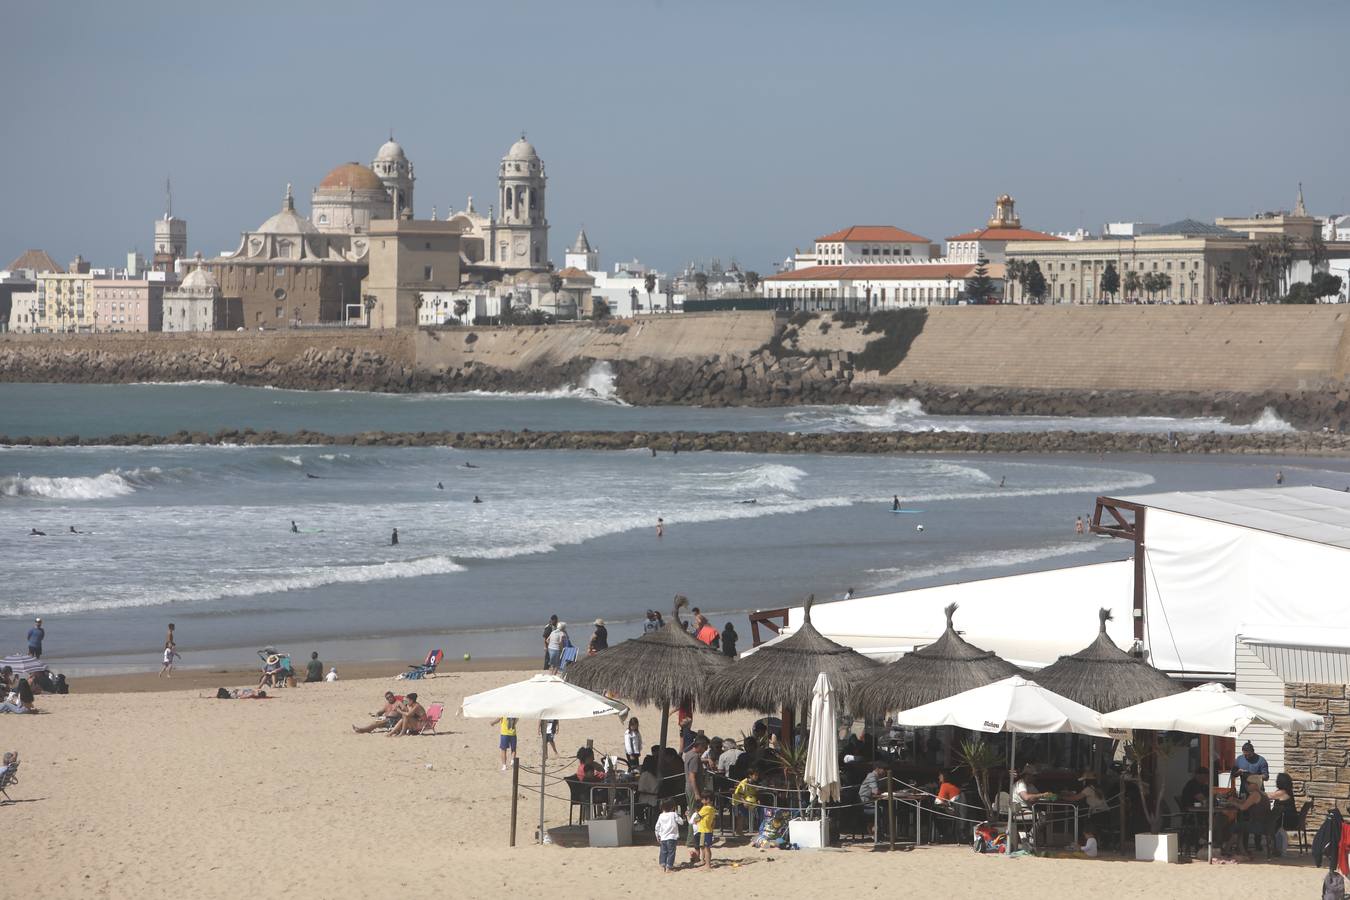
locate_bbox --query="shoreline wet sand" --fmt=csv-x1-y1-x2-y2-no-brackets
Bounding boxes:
66,655,539,694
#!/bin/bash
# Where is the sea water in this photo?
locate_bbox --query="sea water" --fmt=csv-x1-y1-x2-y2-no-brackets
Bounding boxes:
0,382,1334,674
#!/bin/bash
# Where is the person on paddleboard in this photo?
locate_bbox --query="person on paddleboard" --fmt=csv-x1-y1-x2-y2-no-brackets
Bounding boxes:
892,495,900,511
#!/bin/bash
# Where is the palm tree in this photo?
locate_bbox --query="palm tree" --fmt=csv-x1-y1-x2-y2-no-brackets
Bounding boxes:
629,286,640,312
1005,259,1025,303
1306,232,1328,279
453,298,469,324
1273,234,1297,296
744,270,760,294
1245,244,1266,302
643,272,656,313
694,272,708,299
1215,263,1232,301
1123,270,1142,303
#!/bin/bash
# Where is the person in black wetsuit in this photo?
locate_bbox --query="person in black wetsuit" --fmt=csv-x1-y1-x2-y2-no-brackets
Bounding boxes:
291,520,299,533
391,528,399,545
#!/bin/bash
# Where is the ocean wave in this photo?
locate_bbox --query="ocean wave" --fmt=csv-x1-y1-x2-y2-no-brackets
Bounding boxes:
0,469,149,500
864,540,1117,590
2,554,467,616
688,462,808,495
453,361,629,405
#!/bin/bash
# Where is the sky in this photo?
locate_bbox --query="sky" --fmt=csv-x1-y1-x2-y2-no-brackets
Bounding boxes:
4,0,1349,275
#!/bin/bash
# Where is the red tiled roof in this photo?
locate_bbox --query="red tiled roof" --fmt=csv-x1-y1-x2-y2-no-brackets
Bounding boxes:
814,225,930,244
556,266,594,281
765,263,981,282
946,227,1064,242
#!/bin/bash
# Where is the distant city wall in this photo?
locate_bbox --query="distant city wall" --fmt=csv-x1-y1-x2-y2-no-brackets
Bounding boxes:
4,307,1350,428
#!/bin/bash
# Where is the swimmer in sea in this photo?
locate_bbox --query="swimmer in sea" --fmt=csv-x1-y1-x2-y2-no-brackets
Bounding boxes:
391,528,399,546
738,499,757,504
306,472,321,479
69,526,82,534
30,528,45,536
999,476,1006,488
463,462,478,469
472,495,482,504
437,482,444,490
291,520,299,533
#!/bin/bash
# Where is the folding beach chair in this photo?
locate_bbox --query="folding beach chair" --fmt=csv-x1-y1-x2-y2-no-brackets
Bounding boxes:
0,761,19,804
558,645,579,672
402,649,443,680
416,703,444,734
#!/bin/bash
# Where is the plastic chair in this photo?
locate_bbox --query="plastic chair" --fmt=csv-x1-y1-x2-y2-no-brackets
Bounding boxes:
1296,799,1314,854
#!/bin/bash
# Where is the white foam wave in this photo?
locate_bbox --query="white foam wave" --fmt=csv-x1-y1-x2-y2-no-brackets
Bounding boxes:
1,471,138,500
452,361,628,405
2,555,467,616
1247,407,1295,433
281,454,303,466
690,462,808,495
864,540,1116,590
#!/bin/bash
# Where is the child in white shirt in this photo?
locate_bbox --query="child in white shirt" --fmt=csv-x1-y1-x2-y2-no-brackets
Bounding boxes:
654,799,686,872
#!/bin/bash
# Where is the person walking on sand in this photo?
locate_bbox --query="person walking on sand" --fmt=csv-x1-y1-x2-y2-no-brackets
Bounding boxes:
655,799,685,873
656,518,664,538
27,618,45,659
540,718,559,756
390,527,399,545
495,716,518,770
542,614,558,669
159,642,181,677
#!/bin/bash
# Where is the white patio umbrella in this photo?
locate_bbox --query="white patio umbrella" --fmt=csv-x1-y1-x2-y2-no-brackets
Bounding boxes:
1100,682,1324,861
805,672,840,805
894,675,1109,849
462,673,628,844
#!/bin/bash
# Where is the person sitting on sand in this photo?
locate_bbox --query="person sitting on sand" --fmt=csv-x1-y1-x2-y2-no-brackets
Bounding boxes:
305,651,323,683
353,691,405,734
258,656,285,690
1,677,35,714
387,692,426,736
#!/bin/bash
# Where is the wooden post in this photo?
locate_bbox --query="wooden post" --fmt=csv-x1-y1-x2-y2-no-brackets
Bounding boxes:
887,770,896,851
510,755,520,847
1133,507,1147,642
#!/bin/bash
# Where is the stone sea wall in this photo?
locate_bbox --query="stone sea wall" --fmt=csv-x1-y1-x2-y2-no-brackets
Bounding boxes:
5,306,1350,429
4,427,1348,457
1284,682,1350,823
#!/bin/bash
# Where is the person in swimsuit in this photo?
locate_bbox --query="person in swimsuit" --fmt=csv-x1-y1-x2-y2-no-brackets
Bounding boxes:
352,692,405,733
656,518,664,538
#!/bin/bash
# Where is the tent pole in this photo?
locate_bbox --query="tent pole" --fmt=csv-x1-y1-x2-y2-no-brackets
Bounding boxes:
656,700,669,820
539,729,548,844
1007,735,1016,853
510,755,520,846
1208,742,1214,863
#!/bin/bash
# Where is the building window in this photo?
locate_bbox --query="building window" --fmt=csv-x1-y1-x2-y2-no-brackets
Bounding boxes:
424,266,433,280
425,242,431,250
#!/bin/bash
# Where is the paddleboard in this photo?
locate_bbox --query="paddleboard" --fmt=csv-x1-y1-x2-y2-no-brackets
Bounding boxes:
889,509,925,514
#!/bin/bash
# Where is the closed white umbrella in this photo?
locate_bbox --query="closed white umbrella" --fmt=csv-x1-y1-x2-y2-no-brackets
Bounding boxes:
805,672,840,804
894,675,1108,849
462,674,628,843
1100,682,1324,861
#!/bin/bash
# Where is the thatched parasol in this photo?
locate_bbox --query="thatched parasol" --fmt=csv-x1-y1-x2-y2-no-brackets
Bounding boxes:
853,603,1022,719
1031,608,1183,712
700,595,881,715
563,596,729,787
563,596,730,707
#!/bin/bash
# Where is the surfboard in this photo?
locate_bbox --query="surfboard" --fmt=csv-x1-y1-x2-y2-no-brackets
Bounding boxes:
889,509,925,514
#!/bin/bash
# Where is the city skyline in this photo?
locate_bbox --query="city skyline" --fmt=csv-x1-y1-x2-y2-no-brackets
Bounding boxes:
5,0,1349,274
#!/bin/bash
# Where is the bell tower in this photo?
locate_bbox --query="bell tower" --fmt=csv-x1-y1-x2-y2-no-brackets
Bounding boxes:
495,133,548,271
153,177,188,273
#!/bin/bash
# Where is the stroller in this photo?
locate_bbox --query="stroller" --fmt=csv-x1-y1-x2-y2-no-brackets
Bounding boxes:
400,649,443,681
257,648,294,687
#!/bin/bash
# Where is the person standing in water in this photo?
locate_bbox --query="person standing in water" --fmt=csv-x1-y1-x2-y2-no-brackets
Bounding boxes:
391,528,399,545
1275,470,1284,485
291,520,299,533
656,518,665,538
159,642,181,677
436,482,444,490
472,496,482,504
1075,516,1085,536
892,496,900,511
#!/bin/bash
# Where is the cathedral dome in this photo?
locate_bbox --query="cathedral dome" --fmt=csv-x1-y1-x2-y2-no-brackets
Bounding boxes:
506,136,539,161
179,265,218,291
258,185,319,235
375,139,406,162
318,163,384,192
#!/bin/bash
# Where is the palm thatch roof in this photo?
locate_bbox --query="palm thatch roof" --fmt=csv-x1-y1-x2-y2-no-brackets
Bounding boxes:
853,603,1022,719
562,596,730,706
700,595,881,714
1031,608,1183,713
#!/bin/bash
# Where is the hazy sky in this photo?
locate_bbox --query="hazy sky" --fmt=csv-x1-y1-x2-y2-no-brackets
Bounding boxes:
5,0,1348,274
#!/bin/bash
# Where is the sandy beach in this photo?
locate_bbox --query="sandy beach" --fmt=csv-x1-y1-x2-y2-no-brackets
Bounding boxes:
6,667,1327,900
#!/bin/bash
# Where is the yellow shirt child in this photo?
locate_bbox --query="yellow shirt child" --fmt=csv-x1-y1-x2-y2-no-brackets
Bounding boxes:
695,802,717,834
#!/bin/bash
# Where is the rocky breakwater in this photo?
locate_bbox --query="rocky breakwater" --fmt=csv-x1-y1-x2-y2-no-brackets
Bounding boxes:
5,427,1350,457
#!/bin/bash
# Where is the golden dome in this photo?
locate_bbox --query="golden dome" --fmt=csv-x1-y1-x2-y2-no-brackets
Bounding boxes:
318,163,384,192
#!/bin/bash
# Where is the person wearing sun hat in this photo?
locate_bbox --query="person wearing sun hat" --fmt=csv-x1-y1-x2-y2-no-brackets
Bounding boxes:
591,618,608,652
27,618,45,660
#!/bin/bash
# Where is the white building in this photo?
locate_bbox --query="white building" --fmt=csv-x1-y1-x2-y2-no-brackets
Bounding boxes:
560,228,679,316
161,258,222,332
1323,215,1350,242
810,225,933,265
945,195,1065,264
8,291,37,333
762,261,1001,310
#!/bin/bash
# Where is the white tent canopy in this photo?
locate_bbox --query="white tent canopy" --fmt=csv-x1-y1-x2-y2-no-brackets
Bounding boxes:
762,560,1134,669
1116,486,1350,676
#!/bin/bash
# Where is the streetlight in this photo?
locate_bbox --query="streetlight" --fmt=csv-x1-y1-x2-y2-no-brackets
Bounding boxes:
1049,272,1058,305
944,275,953,306
1188,269,1197,305
362,294,376,327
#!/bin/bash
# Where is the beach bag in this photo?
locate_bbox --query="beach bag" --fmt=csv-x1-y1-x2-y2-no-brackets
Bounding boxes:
1325,871,1345,900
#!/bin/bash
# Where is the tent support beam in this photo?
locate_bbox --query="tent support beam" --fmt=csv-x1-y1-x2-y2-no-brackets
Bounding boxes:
1092,496,1147,642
